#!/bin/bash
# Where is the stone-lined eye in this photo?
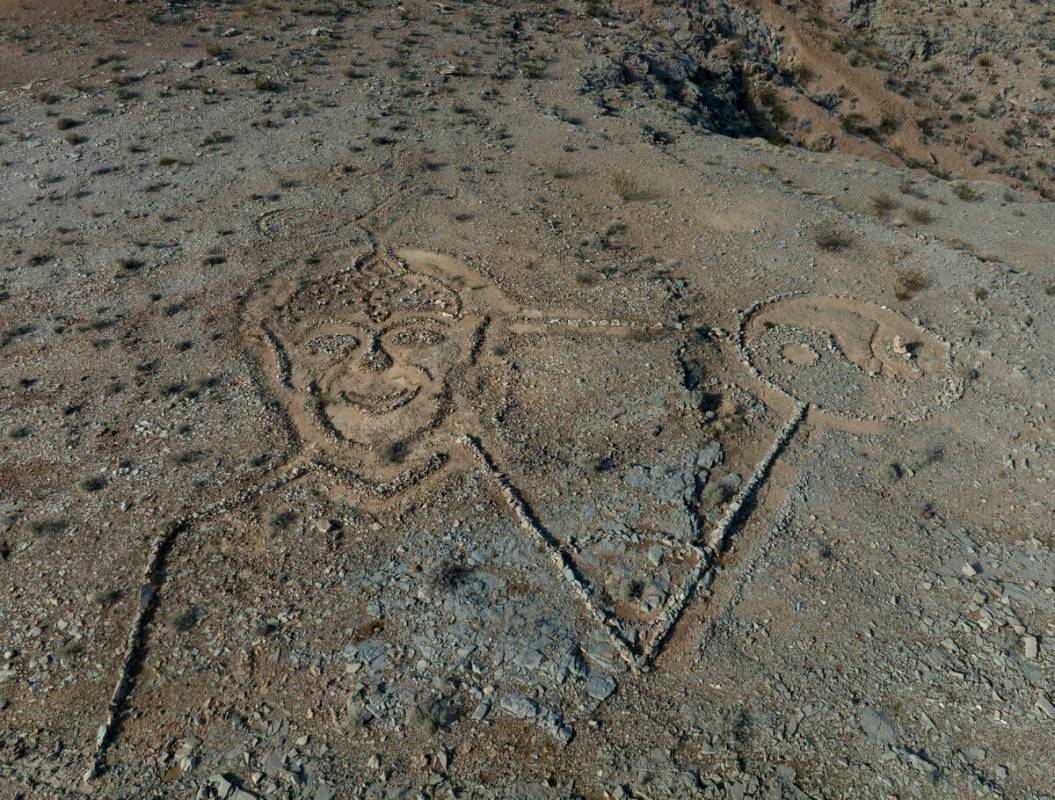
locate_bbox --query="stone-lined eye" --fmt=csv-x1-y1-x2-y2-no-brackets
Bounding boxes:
390,328,445,348
306,334,360,357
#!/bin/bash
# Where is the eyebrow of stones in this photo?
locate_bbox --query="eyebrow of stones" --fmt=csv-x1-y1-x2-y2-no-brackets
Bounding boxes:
381,316,452,332
308,320,373,336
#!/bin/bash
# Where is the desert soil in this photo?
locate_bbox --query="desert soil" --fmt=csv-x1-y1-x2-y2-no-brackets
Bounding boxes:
1,2,1053,799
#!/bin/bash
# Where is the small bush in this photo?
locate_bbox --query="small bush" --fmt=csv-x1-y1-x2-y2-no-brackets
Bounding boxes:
431,559,473,591
253,74,283,92
611,171,653,202
522,62,547,80
811,223,852,251
30,519,68,537
270,511,296,531
202,40,225,57
953,182,979,201
840,113,867,135
200,130,232,146
789,63,815,84
876,114,900,136
95,589,123,607
79,475,108,492
869,193,898,215
895,269,928,300
880,462,902,482
905,205,934,224
898,178,926,199
575,271,599,286
173,606,202,632
379,440,407,464
702,481,735,507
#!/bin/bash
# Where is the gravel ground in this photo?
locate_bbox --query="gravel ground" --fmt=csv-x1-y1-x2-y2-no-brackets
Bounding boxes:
0,2,1052,798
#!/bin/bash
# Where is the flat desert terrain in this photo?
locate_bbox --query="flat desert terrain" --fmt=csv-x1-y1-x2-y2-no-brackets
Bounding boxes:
0,1,1053,798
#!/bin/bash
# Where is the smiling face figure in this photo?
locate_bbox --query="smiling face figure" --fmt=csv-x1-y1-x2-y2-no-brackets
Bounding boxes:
289,310,473,448
258,254,479,459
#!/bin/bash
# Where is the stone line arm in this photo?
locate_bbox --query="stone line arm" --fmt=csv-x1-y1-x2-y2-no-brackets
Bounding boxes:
638,401,808,669
458,433,640,673
505,314,677,335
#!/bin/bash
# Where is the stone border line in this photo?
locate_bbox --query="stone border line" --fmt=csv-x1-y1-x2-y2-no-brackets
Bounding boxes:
316,453,449,500
737,291,960,423
259,320,292,389
508,315,674,331
637,401,808,668
459,434,640,673
702,402,808,553
84,517,187,782
85,464,312,781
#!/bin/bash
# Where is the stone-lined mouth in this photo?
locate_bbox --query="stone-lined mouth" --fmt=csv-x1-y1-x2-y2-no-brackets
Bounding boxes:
338,385,420,414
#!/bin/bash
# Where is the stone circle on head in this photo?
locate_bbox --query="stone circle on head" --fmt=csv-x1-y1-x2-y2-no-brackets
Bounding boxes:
274,256,463,336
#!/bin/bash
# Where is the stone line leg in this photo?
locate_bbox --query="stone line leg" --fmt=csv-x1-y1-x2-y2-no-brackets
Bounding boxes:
638,401,809,669
458,434,639,672
85,465,312,781
84,518,186,782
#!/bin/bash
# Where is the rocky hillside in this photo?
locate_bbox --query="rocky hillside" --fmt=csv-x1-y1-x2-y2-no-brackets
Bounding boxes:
584,0,1055,197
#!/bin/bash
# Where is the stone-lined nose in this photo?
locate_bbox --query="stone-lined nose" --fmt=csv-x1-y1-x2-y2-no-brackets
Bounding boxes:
359,343,393,372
